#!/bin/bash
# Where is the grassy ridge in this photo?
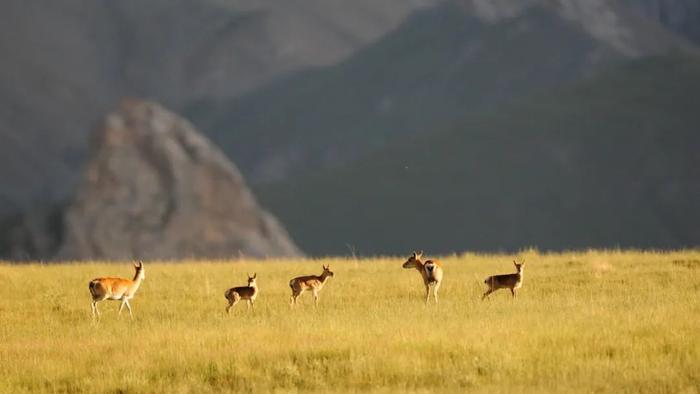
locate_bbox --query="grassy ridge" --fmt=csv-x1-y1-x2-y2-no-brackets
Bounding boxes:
1,251,699,392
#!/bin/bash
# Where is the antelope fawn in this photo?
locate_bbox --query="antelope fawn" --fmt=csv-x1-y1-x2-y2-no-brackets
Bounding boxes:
482,261,525,300
289,265,334,307
224,273,258,312
88,261,145,320
402,250,443,304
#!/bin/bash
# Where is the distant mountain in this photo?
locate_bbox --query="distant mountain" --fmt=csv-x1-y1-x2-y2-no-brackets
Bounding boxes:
2,0,699,257
257,54,700,255
2,99,302,260
624,0,700,44
188,0,694,184
0,0,424,215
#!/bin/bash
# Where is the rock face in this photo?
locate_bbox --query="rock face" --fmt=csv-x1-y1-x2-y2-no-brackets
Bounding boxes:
458,0,697,55
57,99,301,260
191,0,697,186
0,0,428,216
0,0,697,216
623,0,700,44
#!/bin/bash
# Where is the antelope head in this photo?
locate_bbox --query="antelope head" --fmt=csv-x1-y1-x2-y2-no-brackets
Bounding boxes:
247,273,257,287
402,250,423,269
133,260,145,279
513,260,525,272
322,264,334,278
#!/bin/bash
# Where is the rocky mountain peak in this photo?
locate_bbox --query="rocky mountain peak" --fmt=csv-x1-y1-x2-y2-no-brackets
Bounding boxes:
57,99,301,260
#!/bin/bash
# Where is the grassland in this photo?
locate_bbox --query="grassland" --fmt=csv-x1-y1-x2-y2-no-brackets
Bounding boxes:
0,250,699,393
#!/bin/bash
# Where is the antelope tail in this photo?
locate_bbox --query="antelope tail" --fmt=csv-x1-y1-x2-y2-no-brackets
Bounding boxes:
424,262,436,281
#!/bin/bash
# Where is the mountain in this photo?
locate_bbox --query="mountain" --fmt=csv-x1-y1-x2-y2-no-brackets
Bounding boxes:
624,0,700,44
2,0,699,258
2,0,695,216
0,0,425,216
3,99,301,260
256,54,700,255
188,0,694,184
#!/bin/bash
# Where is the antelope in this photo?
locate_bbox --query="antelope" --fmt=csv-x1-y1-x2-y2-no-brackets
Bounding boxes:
402,250,443,304
224,273,258,313
88,261,145,320
482,261,524,300
289,265,334,307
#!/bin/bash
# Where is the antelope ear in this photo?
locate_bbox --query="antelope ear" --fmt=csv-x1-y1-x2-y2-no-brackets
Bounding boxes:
253,273,257,279
416,250,423,258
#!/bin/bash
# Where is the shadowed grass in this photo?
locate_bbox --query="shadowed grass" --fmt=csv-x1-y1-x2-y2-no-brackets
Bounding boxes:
0,250,699,393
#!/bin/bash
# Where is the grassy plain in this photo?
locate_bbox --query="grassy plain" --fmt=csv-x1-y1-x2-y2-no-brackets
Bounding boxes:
0,250,699,393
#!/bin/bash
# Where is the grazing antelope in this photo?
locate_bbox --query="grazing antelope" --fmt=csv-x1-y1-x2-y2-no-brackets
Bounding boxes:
289,265,334,307
402,250,443,304
224,273,258,313
88,261,145,320
482,261,524,300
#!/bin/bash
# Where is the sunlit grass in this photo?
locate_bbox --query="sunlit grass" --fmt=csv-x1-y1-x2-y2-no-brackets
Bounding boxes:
1,250,699,393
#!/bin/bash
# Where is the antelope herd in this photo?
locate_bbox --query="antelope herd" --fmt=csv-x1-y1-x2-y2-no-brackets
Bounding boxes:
87,251,525,319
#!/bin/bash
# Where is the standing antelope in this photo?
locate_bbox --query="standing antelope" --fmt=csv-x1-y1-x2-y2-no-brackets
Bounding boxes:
289,265,334,307
224,273,258,313
88,261,145,320
402,250,443,304
482,261,524,300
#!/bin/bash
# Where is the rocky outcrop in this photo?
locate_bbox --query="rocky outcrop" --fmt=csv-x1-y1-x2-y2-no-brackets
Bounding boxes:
54,99,301,260
0,0,428,216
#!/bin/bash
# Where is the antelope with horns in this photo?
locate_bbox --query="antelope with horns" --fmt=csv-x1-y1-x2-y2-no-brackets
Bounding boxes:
88,261,145,320
402,250,443,304
224,273,258,313
289,265,334,307
482,261,524,300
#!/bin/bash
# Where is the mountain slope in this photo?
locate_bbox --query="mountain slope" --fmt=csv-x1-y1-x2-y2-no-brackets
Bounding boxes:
188,0,693,184
0,0,424,216
3,100,302,260
257,54,700,255
624,0,700,44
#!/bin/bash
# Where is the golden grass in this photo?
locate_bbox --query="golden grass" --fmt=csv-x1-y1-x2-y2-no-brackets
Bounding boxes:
0,250,699,393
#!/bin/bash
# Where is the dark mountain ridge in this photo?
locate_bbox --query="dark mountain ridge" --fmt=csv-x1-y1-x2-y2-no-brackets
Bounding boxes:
0,0,423,216
257,54,700,255
188,1,694,185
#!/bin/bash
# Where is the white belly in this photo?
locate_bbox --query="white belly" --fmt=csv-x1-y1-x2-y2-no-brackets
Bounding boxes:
107,292,129,300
